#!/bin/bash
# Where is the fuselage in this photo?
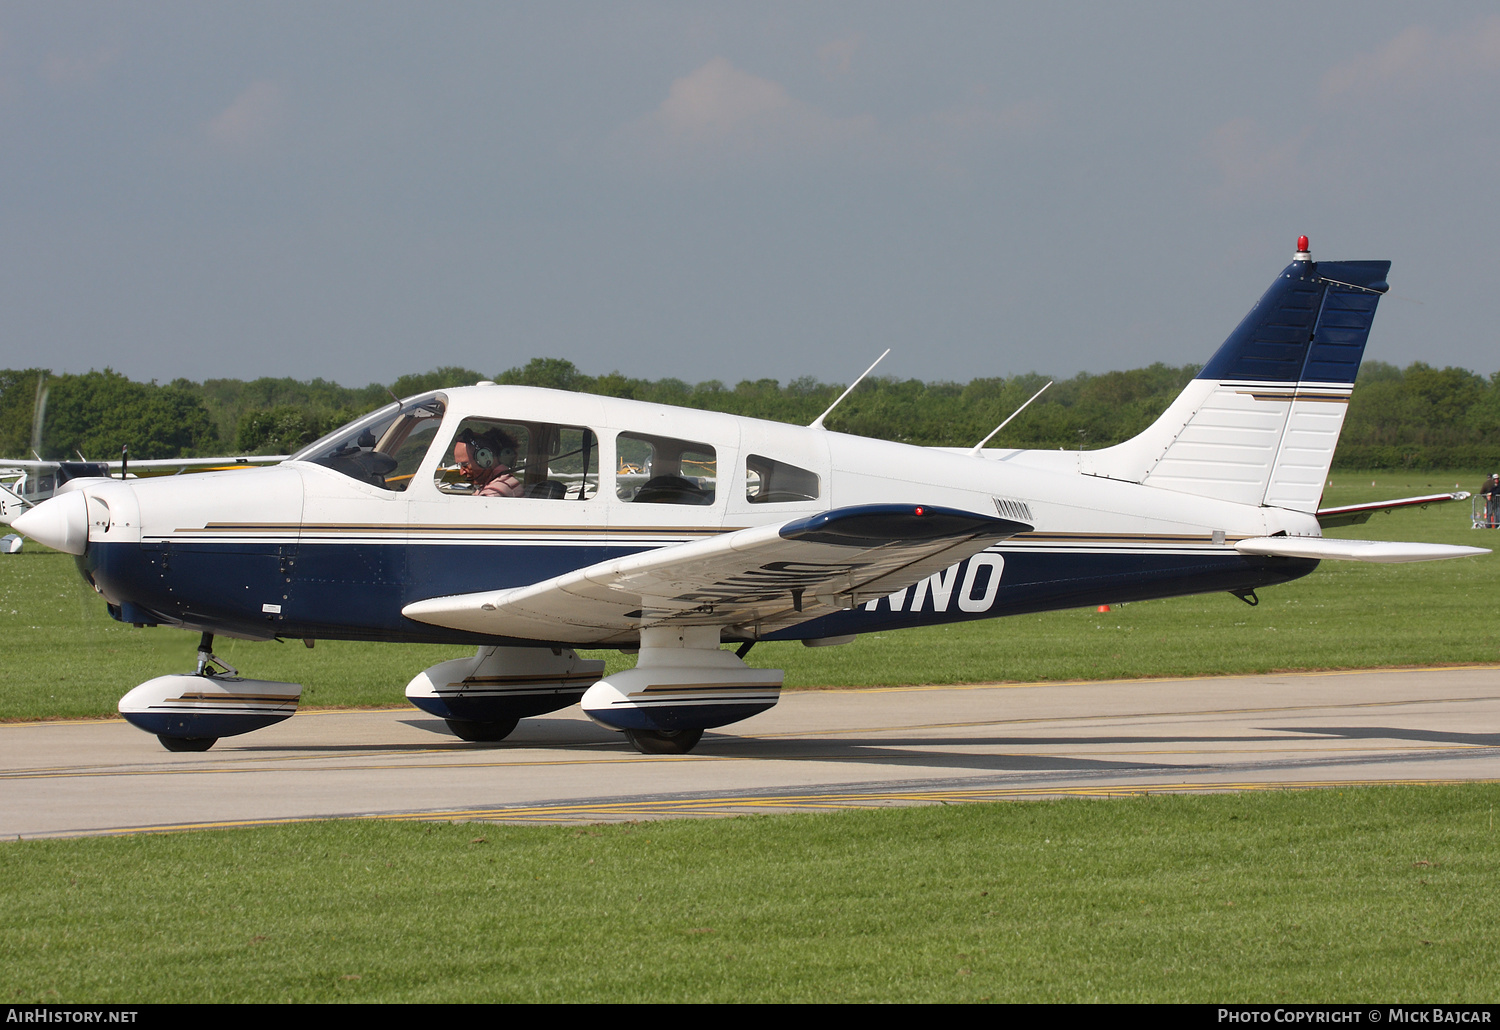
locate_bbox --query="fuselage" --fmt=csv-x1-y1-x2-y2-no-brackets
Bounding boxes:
65,384,1317,646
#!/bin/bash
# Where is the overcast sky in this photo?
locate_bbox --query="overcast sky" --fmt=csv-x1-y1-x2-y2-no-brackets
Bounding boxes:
1,2,1497,388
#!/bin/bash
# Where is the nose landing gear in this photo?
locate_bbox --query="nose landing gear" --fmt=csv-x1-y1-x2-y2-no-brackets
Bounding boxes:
118,633,304,752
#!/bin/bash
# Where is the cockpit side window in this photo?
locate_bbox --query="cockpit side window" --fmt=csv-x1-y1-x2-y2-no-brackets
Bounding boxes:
746,455,820,504
617,434,717,505
290,396,446,492
435,418,599,500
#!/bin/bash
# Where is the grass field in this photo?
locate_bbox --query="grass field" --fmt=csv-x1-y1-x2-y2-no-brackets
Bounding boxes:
3,786,1498,1003
1,470,1494,720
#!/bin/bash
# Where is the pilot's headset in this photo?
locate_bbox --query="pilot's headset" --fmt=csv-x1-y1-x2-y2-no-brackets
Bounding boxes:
460,428,518,472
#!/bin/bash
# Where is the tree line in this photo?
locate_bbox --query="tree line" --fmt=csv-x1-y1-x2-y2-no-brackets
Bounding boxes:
2,358,1497,470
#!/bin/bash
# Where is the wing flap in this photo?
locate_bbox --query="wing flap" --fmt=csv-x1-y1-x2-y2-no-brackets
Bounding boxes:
403,503,1029,644
1237,536,1489,563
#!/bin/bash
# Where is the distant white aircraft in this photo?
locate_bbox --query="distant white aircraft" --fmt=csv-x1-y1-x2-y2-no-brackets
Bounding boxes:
0,374,285,530
15,237,1488,753
1,455,288,529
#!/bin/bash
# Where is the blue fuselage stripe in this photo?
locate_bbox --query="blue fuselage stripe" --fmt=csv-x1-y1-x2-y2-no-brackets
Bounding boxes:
83,539,1318,645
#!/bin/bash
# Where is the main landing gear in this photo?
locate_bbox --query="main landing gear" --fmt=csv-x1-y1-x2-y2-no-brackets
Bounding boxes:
579,627,782,755
443,717,520,742
412,632,783,755
622,728,704,755
406,645,606,744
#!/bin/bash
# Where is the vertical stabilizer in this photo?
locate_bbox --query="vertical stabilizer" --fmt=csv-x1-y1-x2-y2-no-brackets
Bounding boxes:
1078,240,1389,512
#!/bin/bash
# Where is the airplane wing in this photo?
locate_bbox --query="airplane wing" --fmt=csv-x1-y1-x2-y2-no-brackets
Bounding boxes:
117,456,289,478
1315,492,1470,529
1236,536,1489,563
403,503,1030,645
0,460,67,472
2,454,287,526
0,455,286,473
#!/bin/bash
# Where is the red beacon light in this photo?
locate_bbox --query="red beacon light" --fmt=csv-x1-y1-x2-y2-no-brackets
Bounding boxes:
1295,235,1311,260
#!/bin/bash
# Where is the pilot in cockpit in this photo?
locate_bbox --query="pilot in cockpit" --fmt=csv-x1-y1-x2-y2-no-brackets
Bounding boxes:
453,428,523,497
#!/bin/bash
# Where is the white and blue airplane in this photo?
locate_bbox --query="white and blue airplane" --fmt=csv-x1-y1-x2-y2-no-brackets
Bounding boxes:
13,237,1488,754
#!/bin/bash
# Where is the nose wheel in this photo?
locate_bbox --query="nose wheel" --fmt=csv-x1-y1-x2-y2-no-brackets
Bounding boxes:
157,734,217,752
151,633,236,752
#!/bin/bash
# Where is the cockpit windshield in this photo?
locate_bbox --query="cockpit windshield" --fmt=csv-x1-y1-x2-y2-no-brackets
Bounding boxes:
289,394,447,492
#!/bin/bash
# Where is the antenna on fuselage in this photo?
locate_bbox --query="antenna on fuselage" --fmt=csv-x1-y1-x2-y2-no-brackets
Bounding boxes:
808,349,891,431
967,380,1052,457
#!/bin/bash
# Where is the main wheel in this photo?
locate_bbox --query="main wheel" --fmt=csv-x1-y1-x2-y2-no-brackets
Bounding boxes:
444,717,519,742
158,735,217,752
623,728,703,755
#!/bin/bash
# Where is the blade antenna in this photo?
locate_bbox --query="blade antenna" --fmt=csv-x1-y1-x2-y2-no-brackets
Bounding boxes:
809,349,891,430
968,380,1052,457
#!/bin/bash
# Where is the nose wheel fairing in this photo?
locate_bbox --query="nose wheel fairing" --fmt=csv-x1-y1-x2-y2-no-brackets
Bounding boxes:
118,673,302,741
118,635,302,751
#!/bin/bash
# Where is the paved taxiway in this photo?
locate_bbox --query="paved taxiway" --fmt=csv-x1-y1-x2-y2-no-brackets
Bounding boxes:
4,665,1498,838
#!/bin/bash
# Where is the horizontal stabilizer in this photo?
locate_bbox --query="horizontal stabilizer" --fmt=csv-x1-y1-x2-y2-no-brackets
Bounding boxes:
1236,537,1489,564
1315,492,1469,528
403,503,1029,644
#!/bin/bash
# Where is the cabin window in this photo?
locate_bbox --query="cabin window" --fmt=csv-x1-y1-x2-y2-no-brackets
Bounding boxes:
435,418,599,500
616,434,716,505
291,396,446,492
745,455,820,504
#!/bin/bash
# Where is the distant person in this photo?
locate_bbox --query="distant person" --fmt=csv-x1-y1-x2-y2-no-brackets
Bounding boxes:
453,428,522,497
1482,474,1500,528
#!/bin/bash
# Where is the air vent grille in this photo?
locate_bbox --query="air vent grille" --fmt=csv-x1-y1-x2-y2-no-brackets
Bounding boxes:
992,497,1033,522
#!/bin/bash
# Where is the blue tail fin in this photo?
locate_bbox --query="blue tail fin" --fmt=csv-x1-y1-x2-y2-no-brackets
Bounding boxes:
1198,258,1390,384
1078,243,1391,512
